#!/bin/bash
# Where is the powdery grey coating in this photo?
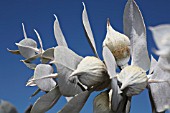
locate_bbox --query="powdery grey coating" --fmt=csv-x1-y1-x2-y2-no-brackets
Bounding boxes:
117,65,148,97
17,38,37,58
53,46,83,96
54,15,68,47
71,56,109,87
31,86,61,113
93,90,113,113
123,0,150,71
58,90,91,113
57,63,83,97
34,64,56,91
149,57,170,112
82,3,99,58
103,23,130,67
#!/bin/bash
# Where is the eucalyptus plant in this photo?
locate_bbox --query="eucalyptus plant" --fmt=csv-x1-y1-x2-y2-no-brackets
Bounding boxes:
8,0,170,113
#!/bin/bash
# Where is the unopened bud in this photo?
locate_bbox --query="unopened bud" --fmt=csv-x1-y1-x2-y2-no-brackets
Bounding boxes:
117,66,148,96
70,56,109,88
103,22,130,67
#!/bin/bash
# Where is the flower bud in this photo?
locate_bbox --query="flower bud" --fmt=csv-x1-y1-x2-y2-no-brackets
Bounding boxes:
117,66,148,96
70,56,109,88
103,21,130,67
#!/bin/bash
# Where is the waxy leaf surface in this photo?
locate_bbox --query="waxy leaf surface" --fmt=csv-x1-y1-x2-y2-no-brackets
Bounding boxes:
124,0,150,71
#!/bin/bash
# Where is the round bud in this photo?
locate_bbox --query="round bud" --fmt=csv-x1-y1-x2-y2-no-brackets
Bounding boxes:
117,65,148,96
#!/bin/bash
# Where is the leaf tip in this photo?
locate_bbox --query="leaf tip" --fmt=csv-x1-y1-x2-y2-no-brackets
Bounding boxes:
82,2,85,8
107,18,110,26
53,14,57,19
22,23,27,39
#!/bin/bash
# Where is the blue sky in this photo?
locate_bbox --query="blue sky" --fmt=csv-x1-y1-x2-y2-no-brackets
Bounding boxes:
1,0,170,113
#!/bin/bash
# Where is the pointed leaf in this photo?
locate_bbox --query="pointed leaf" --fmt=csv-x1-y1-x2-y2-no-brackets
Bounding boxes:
22,61,37,70
125,97,132,113
56,63,83,96
54,15,68,47
34,64,56,91
82,3,99,58
26,76,36,86
22,53,41,63
103,46,117,78
31,86,61,113
22,23,27,39
111,78,123,112
34,29,44,52
103,46,122,111
124,0,150,71
54,46,83,70
16,42,39,53
93,90,113,113
116,95,128,113
149,57,170,112
7,48,20,55
0,100,18,113
30,88,41,98
58,90,90,113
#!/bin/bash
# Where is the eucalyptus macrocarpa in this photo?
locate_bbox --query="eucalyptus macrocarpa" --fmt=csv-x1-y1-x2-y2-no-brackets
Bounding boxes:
7,0,170,113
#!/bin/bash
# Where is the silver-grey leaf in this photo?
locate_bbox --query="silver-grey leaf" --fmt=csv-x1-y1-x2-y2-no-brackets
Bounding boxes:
93,90,113,113
22,53,41,63
54,15,68,47
56,63,83,96
7,48,20,55
102,47,122,112
58,90,90,113
34,64,56,91
22,61,37,70
31,86,61,113
111,78,122,112
22,23,27,39
54,46,83,70
16,38,38,59
34,29,44,53
26,76,36,86
103,46,117,78
82,3,99,58
149,57,170,112
123,0,150,71
0,100,18,113
41,48,54,63
149,24,170,50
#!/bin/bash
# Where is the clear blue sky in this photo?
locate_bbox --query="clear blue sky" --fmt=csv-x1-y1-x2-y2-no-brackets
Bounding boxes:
1,0,170,113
